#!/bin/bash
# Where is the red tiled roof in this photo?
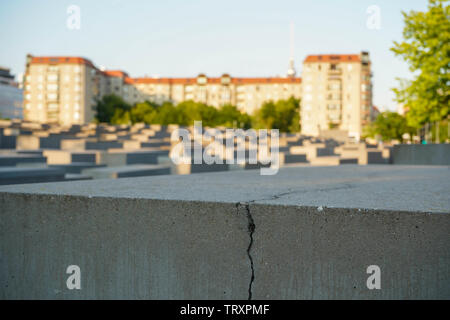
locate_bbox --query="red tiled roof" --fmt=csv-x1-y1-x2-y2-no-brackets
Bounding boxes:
28,56,302,85
130,77,301,85
304,54,361,63
30,56,95,68
104,70,129,78
232,77,301,84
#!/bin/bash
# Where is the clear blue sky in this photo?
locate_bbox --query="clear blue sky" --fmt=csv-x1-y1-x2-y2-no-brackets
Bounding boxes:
0,0,429,111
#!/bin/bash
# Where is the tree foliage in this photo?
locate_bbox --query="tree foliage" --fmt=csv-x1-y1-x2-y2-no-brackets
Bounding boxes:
391,0,450,127
95,94,131,124
94,95,299,132
365,111,415,142
252,97,301,133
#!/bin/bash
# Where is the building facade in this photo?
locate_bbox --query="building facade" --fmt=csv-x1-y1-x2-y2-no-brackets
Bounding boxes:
300,52,373,140
23,55,302,125
0,67,23,119
23,53,373,139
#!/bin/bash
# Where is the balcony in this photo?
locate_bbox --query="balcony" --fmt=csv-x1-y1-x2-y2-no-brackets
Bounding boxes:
328,68,342,76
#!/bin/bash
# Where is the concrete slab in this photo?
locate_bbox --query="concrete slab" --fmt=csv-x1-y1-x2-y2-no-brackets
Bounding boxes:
98,150,169,166
0,154,47,166
0,167,66,185
0,165,449,299
393,144,450,165
49,163,107,174
82,164,171,179
43,150,98,165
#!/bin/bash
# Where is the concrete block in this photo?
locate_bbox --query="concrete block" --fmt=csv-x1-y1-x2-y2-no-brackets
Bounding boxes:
0,167,66,185
0,166,448,299
98,150,169,166
49,163,107,174
393,144,450,165
0,154,47,166
43,150,98,165
82,164,171,179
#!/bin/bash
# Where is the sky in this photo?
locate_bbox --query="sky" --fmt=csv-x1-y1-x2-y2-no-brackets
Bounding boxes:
0,0,429,111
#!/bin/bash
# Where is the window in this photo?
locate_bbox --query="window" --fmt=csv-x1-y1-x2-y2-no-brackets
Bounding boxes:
47,93,57,101
47,84,58,91
48,103,58,111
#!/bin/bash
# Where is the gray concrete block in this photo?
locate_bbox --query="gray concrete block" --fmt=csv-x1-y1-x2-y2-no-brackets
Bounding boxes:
49,163,107,174
82,164,171,179
0,196,249,299
43,150,98,165
0,135,16,149
0,154,47,166
175,163,230,175
393,144,450,165
98,150,169,166
0,167,66,185
0,166,448,299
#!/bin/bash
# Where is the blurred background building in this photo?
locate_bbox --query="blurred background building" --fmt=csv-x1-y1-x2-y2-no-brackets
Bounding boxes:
23,55,302,125
22,52,373,139
300,52,373,140
0,67,23,119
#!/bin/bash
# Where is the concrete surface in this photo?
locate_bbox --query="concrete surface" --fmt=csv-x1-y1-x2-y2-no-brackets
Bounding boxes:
0,167,66,185
0,165,449,299
0,154,47,166
82,164,171,179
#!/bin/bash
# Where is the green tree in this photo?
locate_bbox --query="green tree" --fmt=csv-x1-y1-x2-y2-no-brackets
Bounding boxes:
130,101,159,124
366,111,415,143
215,104,252,129
111,108,131,125
253,97,301,133
156,102,182,125
95,94,131,123
391,0,450,128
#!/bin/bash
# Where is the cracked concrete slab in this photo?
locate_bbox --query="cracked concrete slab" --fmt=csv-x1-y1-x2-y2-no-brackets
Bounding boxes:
0,165,449,213
0,165,449,299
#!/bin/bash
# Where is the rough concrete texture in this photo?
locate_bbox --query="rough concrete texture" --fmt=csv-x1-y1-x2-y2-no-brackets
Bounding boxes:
0,165,449,299
393,144,450,166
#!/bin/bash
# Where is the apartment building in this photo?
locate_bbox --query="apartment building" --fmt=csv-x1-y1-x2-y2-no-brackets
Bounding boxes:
23,55,105,125
128,75,302,114
23,55,302,125
300,52,373,140
23,53,373,139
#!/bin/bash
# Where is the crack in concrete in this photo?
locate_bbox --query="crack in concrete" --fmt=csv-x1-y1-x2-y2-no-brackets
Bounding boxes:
235,183,355,299
236,202,256,300
250,183,356,203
